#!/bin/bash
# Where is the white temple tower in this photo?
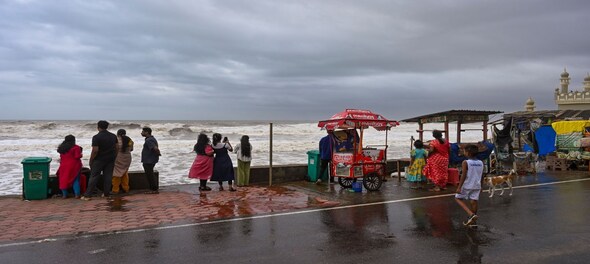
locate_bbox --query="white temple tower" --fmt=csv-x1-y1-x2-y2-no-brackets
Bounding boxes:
560,68,570,94
525,97,536,112
554,69,590,110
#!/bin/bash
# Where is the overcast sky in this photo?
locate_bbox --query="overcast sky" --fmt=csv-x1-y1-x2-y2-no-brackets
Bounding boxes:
1,0,589,121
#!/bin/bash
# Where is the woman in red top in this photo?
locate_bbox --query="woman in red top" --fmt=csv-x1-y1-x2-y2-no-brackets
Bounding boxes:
56,135,83,198
188,133,215,191
423,130,450,192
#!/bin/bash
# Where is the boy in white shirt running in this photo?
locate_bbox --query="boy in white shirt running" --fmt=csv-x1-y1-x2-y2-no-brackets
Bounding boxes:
455,144,484,226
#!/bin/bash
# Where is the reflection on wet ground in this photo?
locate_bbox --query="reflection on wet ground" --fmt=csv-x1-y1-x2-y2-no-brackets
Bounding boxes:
189,185,331,221
107,197,129,212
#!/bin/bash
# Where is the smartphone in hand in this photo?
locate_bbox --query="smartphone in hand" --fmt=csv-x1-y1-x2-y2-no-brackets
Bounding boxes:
223,137,228,143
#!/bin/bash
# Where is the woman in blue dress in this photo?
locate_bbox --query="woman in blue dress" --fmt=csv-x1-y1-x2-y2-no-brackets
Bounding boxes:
211,133,236,191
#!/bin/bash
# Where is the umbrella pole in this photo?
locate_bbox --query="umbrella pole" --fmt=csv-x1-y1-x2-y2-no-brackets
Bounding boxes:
359,128,364,154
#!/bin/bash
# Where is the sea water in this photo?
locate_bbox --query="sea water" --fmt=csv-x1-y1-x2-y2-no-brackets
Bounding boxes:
0,120,486,195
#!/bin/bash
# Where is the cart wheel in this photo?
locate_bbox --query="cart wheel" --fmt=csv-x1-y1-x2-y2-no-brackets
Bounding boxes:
363,173,382,191
338,177,355,188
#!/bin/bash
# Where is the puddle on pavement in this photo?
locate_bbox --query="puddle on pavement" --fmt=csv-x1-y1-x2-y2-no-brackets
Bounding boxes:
107,197,129,212
193,186,315,219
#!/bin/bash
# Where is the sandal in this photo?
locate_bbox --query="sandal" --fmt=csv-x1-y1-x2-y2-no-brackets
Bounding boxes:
428,187,441,192
219,186,224,191
144,190,159,194
229,187,237,192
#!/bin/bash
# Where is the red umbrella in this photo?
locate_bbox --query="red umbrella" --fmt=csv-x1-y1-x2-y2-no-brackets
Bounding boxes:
317,109,399,131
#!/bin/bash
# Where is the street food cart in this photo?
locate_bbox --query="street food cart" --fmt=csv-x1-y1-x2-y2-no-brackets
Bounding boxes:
318,109,399,191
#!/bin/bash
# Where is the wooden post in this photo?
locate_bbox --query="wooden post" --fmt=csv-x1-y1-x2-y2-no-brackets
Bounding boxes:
516,128,522,151
385,127,389,161
444,122,449,141
483,120,488,141
269,122,273,186
385,127,389,182
398,159,402,183
456,121,462,143
418,123,424,141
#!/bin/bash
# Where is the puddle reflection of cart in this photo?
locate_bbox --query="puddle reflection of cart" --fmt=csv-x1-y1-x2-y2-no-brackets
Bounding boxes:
318,109,399,191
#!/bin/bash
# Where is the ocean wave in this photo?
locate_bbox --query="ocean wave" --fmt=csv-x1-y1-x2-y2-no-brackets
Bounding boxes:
110,122,143,130
38,122,57,130
82,122,143,130
83,122,97,129
169,127,197,137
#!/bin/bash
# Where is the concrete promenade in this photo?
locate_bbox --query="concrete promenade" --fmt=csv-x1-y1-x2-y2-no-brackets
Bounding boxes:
1,169,587,245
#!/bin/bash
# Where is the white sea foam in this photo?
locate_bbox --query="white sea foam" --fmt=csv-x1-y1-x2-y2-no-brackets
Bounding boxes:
0,120,488,195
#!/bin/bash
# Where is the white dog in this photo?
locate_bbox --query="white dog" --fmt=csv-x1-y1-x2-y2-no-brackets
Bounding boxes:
483,169,516,197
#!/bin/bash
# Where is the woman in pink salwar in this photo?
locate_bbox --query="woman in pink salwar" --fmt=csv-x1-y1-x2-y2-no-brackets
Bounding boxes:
423,130,450,192
188,133,214,191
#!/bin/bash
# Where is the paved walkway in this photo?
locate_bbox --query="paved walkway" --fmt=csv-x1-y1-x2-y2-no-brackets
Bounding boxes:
2,170,585,244
0,184,340,243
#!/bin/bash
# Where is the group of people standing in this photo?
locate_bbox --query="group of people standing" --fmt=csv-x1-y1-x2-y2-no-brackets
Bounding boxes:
55,120,253,199
406,130,484,226
405,130,451,192
55,121,160,200
188,133,252,192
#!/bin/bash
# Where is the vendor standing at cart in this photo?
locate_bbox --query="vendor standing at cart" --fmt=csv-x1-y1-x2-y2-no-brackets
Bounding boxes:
317,130,334,184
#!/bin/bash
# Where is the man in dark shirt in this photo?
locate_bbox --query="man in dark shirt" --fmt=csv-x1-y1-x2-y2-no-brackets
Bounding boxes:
317,130,334,184
81,120,118,200
141,127,160,194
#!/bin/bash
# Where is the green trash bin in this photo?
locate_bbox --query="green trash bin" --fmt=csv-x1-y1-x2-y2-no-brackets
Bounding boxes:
307,150,327,182
21,157,52,200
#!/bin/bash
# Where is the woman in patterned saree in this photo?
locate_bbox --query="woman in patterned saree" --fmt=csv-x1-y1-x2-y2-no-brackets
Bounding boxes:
423,130,450,192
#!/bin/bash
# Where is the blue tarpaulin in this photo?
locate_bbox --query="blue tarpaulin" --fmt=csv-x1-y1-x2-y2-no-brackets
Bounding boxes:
534,125,556,156
450,141,495,165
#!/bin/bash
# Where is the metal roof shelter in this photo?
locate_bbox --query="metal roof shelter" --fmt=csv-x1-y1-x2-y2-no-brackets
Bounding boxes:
490,109,590,153
498,109,590,124
401,110,503,143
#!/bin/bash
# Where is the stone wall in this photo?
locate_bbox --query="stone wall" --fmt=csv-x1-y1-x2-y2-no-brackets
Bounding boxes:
47,160,411,197
128,159,411,187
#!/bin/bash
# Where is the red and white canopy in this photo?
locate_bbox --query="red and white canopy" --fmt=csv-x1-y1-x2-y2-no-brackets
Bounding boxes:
317,109,399,131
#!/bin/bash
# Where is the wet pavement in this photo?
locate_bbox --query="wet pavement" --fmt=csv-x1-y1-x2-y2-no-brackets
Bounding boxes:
0,172,590,263
0,184,341,243
0,171,588,244
0,171,589,263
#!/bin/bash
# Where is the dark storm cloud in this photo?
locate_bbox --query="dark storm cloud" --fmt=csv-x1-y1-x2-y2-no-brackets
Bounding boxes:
1,0,589,120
